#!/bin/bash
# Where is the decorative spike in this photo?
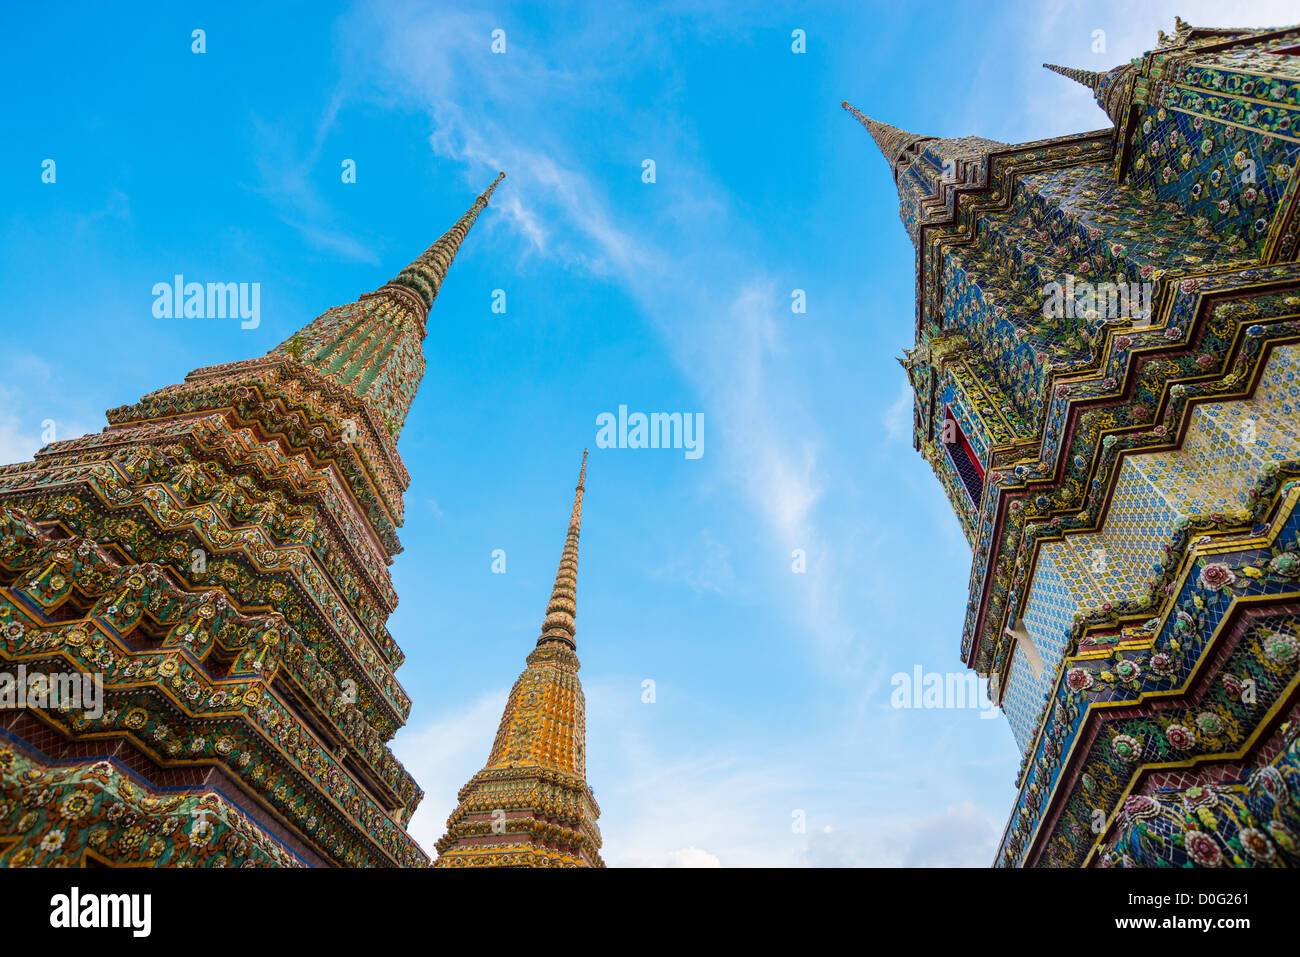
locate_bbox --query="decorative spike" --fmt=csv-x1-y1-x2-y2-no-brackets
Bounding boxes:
841,101,925,168
1042,63,1106,93
265,174,506,441
1043,62,1136,127
842,100,1004,249
538,450,587,649
384,171,506,321
1172,16,1200,43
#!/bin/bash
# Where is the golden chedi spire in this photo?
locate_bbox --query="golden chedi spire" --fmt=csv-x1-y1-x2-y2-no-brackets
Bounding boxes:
433,451,604,867
539,449,585,648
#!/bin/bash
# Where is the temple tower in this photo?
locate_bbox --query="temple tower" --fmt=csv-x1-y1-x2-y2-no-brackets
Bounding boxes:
434,451,604,867
847,20,1300,867
0,174,504,867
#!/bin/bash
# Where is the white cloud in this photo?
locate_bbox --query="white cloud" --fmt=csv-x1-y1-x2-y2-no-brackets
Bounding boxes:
803,800,1000,867
390,688,507,855
74,189,131,233
883,376,913,445
0,354,95,467
596,749,808,868
0,408,43,468
389,618,1009,869
360,1,1292,870
664,846,721,868
396,677,823,868
283,219,380,265
248,103,380,265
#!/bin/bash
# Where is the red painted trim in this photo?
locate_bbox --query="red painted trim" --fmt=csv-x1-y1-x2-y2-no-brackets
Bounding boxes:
944,406,985,478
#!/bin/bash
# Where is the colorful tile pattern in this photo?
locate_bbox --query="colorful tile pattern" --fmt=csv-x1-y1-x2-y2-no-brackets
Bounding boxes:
1005,343,1300,755
848,18,1300,867
0,176,507,868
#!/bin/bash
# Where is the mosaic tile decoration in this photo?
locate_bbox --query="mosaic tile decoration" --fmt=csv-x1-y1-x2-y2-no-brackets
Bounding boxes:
999,485,1300,867
850,19,1300,868
0,175,510,868
1004,343,1300,754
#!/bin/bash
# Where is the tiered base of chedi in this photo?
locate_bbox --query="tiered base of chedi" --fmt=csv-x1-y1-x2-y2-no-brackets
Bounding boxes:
846,19,1300,866
0,175,505,867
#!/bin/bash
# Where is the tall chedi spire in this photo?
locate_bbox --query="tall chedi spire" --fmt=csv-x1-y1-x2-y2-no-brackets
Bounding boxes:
0,175,504,868
1041,62,1107,91
434,451,604,868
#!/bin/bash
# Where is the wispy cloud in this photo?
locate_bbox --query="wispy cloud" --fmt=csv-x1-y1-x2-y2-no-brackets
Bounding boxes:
344,2,861,669
395,678,812,867
665,847,722,867
74,189,131,233
356,0,1248,868
0,353,96,465
883,376,913,445
390,687,506,854
650,530,739,597
803,800,999,867
248,91,380,264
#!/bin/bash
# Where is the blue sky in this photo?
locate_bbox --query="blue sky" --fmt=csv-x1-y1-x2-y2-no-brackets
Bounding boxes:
2,0,1292,866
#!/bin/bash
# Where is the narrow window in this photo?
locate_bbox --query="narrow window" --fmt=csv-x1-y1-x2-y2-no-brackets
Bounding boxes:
942,406,984,505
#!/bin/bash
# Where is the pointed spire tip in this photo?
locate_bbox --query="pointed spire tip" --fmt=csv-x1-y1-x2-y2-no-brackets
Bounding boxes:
384,177,504,315
480,171,505,202
1042,62,1106,92
537,456,586,649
